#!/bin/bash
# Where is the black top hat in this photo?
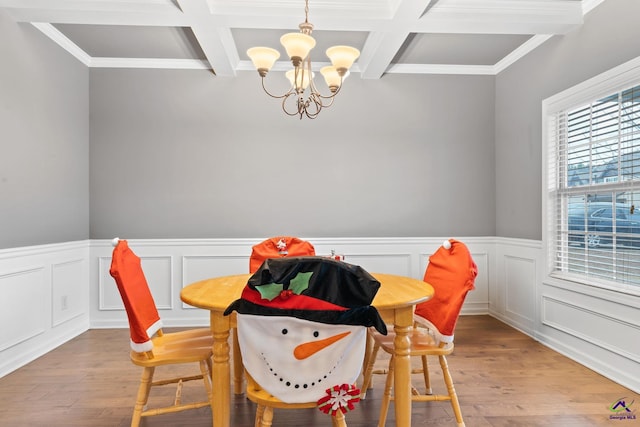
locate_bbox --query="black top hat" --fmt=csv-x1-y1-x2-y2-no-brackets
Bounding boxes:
224,256,387,334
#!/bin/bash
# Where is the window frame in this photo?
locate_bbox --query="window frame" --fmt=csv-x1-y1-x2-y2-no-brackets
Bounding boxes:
542,56,640,297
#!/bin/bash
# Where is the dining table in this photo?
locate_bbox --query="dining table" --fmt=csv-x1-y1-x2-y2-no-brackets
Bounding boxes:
180,271,434,427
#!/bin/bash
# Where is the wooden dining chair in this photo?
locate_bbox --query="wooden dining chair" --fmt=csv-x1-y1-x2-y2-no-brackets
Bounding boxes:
249,236,316,273
109,238,213,427
245,371,349,427
225,257,387,427
361,239,477,427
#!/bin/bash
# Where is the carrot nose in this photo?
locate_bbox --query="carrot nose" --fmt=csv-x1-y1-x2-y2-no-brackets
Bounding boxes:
293,331,351,360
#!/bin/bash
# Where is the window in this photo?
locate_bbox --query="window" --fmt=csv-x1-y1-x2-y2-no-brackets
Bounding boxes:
545,59,640,293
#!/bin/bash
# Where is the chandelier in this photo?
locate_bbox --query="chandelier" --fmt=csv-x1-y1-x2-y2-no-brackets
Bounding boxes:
246,0,360,119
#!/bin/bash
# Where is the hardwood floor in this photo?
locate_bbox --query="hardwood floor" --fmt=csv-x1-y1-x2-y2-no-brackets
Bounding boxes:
0,315,636,426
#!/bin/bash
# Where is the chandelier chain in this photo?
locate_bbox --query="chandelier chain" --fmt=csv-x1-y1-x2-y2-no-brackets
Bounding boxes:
304,0,309,24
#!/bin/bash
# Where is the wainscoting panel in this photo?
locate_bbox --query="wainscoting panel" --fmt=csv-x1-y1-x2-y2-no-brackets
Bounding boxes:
181,255,249,313
465,250,490,314
537,279,640,392
0,267,47,352
542,295,639,363
182,255,248,288
0,242,89,378
98,256,120,310
345,253,413,277
491,238,542,336
504,255,536,323
52,259,86,327
140,256,173,310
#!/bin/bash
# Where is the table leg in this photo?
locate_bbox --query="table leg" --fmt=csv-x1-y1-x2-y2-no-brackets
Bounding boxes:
232,327,244,394
211,312,231,427
362,331,373,392
393,307,413,427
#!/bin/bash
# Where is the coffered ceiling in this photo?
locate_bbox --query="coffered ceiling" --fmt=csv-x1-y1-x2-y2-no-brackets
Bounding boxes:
0,0,602,78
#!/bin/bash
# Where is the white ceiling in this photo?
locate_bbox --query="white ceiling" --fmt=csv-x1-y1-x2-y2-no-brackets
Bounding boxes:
0,0,603,79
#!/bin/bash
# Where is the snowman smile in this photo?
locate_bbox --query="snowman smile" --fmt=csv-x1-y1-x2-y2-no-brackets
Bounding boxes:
260,350,347,390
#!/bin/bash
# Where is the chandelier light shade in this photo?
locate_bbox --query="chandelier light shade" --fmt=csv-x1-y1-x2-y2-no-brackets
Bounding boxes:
246,47,280,77
325,46,360,74
319,66,341,92
246,0,360,119
280,33,316,66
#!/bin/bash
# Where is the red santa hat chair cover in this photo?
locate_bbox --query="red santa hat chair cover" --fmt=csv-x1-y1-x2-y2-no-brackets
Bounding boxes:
249,236,316,273
110,238,163,352
414,239,478,344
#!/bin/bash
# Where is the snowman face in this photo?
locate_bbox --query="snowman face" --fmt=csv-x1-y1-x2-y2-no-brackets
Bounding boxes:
237,313,366,403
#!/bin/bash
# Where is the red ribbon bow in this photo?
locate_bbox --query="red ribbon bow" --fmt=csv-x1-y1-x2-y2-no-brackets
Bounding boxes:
317,384,361,416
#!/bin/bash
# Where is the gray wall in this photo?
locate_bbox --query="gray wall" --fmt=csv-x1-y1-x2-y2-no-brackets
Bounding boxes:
495,0,640,239
0,11,89,250
90,70,496,239
5,0,633,245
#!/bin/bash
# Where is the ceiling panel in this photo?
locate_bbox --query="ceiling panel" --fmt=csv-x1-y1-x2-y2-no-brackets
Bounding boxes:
54,24,206,59
395,33,533,66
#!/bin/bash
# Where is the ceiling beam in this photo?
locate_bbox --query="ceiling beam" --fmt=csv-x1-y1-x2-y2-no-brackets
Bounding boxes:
176,0,237,76
413,0,584,35
359,0,433,80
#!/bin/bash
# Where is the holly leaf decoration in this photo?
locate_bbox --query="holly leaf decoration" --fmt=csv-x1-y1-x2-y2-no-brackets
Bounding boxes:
256,283,284,301
255,271,313,301
289,271,313,295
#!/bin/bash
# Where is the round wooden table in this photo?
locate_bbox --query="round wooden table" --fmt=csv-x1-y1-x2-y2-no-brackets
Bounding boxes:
181,272,433,427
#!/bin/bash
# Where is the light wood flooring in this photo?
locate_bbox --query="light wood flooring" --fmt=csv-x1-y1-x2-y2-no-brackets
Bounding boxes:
0,315,637,426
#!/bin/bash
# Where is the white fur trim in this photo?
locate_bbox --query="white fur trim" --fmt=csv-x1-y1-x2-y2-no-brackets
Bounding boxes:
413,314,454,344
146,319,163,340
128,318,163,352
130,338,154,353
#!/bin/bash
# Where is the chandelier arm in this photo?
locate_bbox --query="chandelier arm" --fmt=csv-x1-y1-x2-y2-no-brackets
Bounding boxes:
318,94,335,108
281,93,305,118
312,91,339,103
304,72,342,103
303,96,318,119
305,95,322,119
306,90,336,108
260,76,294,100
